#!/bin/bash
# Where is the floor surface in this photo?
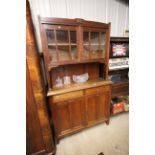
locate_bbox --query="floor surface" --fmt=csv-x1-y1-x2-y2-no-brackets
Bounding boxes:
56,113,129,155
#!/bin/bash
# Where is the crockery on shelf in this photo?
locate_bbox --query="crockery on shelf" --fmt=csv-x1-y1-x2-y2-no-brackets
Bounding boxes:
72,73,89,83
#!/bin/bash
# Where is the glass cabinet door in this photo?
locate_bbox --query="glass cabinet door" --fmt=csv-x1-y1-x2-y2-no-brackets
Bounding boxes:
45,26,77,63
83,30,106,60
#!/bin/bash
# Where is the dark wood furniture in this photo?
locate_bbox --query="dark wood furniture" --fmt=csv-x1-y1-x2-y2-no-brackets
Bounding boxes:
38,16,112,143
97,153,104,155
108,37,129,97
26,1,55,154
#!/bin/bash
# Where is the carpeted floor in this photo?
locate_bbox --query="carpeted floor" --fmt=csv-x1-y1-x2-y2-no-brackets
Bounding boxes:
56,113,129,155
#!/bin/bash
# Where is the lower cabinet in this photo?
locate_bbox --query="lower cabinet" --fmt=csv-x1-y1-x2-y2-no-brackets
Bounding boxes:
54,98,86,138
86,91,111,126
50,84,111,142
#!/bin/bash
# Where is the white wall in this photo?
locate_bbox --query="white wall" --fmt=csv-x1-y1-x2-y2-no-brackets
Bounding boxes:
29,0,129,52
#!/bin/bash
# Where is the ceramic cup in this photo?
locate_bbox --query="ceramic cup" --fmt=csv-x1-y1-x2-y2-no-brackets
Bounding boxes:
63,76,71,85
55,77,63,87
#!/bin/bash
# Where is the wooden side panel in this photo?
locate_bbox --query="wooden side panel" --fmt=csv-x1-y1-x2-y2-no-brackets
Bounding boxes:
26,0,55,154
26,64,46,155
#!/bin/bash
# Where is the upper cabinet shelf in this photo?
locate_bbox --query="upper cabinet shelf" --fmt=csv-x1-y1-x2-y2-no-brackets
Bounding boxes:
38,16,111,69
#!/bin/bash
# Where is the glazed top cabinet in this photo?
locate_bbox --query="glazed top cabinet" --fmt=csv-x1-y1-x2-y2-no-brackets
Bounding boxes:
38,16,111,90
38,16,112,142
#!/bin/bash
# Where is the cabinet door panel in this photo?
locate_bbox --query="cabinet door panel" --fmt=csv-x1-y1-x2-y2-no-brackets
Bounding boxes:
70,98,85,128
56,102,71,133
86,96,97,124
54,97,85,137
97,93,107,120
83,28,106,60
44,25,78,63
97,92,111,120
86,90,111,125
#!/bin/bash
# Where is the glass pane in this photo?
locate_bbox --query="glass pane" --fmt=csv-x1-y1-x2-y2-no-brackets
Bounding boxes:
46,30,55,44
71,45,77,60
57,30,68,44
90,32,106,59
100,32,106,58
70,31,76,44
100,45,105,58
48,46,57,62
83,32,89,58
58,46,70,61
83,32,89,45
83,45,89,58
90,32,99,59
90,45,100,59
91,32,99,45
100,32,106,45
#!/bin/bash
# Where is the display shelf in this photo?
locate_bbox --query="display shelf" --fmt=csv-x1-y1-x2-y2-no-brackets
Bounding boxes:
47,58,106,69
48,43,77,46
112,80,129,86
109,37,129,98
110,37,129,42
83,44,105,46
109,67,129,71
47,79,112,96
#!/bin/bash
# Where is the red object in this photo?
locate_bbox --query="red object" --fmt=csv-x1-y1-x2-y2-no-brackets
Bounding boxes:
112,44,126,56
112,102,124,114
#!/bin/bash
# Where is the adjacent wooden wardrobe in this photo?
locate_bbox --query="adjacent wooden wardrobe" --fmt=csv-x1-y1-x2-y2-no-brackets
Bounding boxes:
26,1,55,154
38,16,112,143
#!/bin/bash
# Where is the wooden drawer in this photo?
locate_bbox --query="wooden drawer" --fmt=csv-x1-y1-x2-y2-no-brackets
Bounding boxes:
98,86,110,93
85,85,110,96
85,87,99,95
53,91,83,102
